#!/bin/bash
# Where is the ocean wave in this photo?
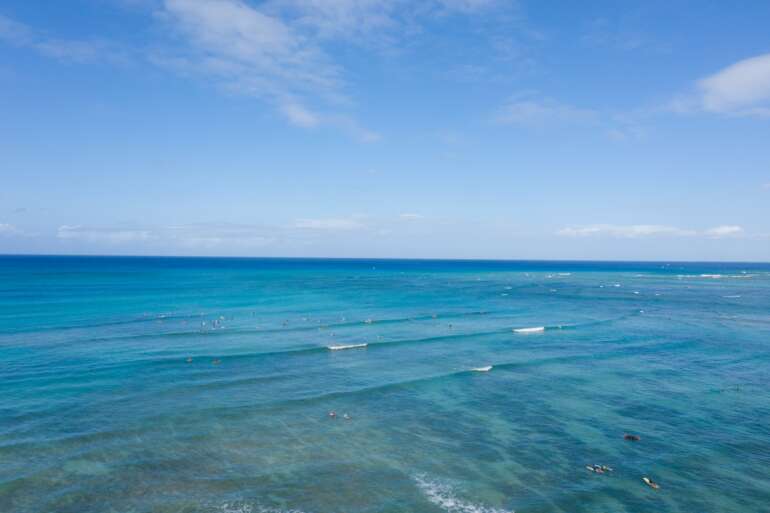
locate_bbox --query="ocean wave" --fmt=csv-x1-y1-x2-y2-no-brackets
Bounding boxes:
327,343,368,351
33,309,499,347
219,503,306,513
676,274,756,279
513,326,545,333
414,474,514,513
471,366,492,372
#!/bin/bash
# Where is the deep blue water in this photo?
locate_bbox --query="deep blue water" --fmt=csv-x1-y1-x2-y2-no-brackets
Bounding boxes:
1,256,770,513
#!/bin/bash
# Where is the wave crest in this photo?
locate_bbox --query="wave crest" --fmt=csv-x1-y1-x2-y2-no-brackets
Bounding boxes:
414,474,514,513
327,343,368,351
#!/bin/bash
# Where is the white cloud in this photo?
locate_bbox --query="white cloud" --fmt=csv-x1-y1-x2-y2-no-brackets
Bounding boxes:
280,101,321,128
704,225,744,238
399,213,423,220
55,223,277,249
557,224,696,238
674,53,770,118
57,225,155,243
158,0,390,138
293,218,364,230
558,224,751,239
0,14,125,63
496,94,597,127
0,223,23,236
157,0,515,137
166,223,276,248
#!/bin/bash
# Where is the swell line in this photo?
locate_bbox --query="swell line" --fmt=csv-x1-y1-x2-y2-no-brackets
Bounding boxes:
1,312,640,385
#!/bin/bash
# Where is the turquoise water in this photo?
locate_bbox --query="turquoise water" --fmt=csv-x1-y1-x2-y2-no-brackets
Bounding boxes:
1,256,770,513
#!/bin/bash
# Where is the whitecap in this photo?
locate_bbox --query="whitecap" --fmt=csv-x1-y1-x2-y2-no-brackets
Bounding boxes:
327,343,368,351
219,503,307,513
471,366,492,372
513,326,545,333
414,474,514,513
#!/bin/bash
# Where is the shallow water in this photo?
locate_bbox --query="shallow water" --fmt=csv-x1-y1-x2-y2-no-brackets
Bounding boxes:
1,256,769,513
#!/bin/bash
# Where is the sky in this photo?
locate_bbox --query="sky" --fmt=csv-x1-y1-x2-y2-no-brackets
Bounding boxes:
1,0,769,261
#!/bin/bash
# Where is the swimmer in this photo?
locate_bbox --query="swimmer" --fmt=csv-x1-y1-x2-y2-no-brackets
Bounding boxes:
328,411,337,418
343,413,351,420
624,434,641,441
642,477,660,489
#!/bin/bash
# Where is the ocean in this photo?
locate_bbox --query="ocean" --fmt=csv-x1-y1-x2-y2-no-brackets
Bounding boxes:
1,256,769,513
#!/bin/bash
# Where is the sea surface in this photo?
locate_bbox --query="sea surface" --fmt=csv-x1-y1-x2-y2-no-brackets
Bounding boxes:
1,256,770,513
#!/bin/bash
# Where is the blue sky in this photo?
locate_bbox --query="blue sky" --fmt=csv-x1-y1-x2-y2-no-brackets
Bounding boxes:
1,0,769,260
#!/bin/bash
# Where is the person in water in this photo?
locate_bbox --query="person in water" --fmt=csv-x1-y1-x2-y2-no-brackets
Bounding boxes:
624,433,641,441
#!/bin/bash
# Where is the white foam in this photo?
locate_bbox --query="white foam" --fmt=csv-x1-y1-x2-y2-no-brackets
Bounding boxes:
723,295,741,298
513,326,545,333
414,475,514,513
327,343,368,351
219,504,306,513
471,366,493,372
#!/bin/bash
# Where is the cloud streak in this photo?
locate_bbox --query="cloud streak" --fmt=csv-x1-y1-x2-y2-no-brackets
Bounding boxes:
293,218,364,230
557,224,746,239
0,223,24,237
495,93,597,127
157,0,511,138
0,14,127,63
557,224,695,238
704,225,743,238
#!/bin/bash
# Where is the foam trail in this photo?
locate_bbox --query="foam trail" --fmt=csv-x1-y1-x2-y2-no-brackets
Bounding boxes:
513,326,545,333
219,503,307,513
414,474,514,513
327,343,368,351
471,366,492,372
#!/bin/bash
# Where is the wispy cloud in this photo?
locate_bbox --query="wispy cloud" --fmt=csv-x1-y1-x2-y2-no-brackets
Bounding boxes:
293,218,364,230
557,224,696,238
580,16,667,53
0,223,24,237
165,223,276,248
671,52,770,118
56,223,277,249
399,213,423,220
495,93,597,127
57,225,155,243
0,13,127,63
558,224,747,239
704,225,744,238
156,0,513,137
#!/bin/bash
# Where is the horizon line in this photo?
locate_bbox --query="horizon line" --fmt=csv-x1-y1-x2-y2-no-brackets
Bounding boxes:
1,253,769,265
